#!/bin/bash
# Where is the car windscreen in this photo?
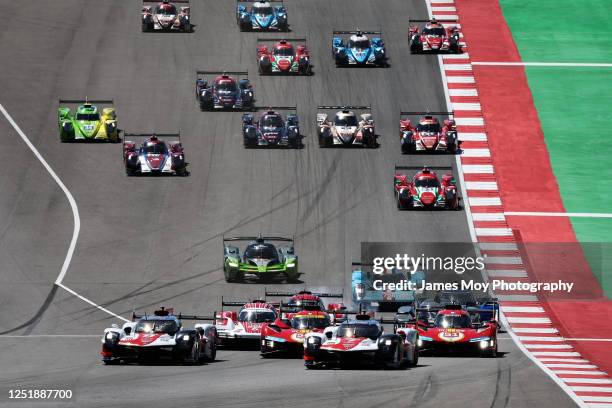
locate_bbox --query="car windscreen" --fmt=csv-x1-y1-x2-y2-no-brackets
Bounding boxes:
260,115,283,128
135,319,178,334
348,39,371,49
144,143,168,155
239,310,277,323
337,323,379,340
291,315,330,330
287,299,322,309
416,123,441,133
435,314,472,329
423,27,446,36
245,243,278,259
415,178,439,188
273,47,294,56
76,113,100,121
334,115,357,127
253,6,272,15
217,82,237,92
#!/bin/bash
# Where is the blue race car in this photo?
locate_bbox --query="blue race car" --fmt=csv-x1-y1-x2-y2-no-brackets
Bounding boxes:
195,71,254,111
236,0,288,32
242,107,302,148
332,30,387,67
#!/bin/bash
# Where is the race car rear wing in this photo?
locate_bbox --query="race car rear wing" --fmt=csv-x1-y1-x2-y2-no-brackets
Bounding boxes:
400,111,454,117
143,0,188,2
221,296,280,309
223,235,294,242
394,165,453,172
257,37,307,44
196,70,249,78
249,106,298,112
59,99,114,105
265,289,343,298
408,18,459,24
123,132,181,139
318,105,371,111
238,0,282,2
332,30,382,36
132,311,214,321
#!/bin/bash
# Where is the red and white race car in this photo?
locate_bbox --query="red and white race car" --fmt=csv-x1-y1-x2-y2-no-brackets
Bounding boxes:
123,133,188,176
265,289,347,321
214,299,278,347
394,165,460,210
257,38,312,75
409,18,461,53
142,1,192,33
399,111,459,153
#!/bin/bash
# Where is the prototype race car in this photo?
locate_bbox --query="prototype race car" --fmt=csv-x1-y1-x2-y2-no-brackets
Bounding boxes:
332,30,387,67
416,290,499,325
123,133,188,176
394,165,460,210
409,19,461,53
351,262,425,312
260,306,332,356
242,107,302,148
214,298,278,347
58,99,118,142
142,1,192,33
236,0,288,31
223,235,299,282
399,304,498,357
195,71,254,111
303,313,419,369
257,38,312,75
399,111,459,154
265,290,346,321
317,106,377,147
100,307,217,364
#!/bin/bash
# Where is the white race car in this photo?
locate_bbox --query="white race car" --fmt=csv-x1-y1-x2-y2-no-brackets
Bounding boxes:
142,1,192,32
214,300,278,346
317,106,377,148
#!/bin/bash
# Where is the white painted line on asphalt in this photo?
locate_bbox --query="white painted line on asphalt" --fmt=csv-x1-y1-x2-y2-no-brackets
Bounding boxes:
443,53,470,59
432,6,456,11
484,255,523,263
565,379,612,385
582,397,612,403
444,64,473,71
446,76,475,83
432,14,459,20
476,228,514,237
462,148,491,157
462,164,494,173
466,181,498,190
519,336,564,342
457,132,487,140
471,212,505,221
469,196,502,206
524,344,574,349
513,327,559,334
539,358,588,363
455,117,484,126
449,88,478,96
566,338,612,342
570,386,612,393
532,351,581,357
472,61,612,67
546,364,598,369
488,269,528,277
479,242,518,250
503,306,545,313
452,102,482,110
553,370,607,375
0,102,129,324
505,211,612,218
507,317,552,324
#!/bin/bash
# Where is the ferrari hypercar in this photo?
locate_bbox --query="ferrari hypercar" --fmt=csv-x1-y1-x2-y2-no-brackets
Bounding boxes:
242,107,301,148
257,38,312,75
409,18,461,54
317,105,377,147
195,71,254,111
123,133,188,176
332,30,387,67
399,304,498,357
223,235,299,282
351,262,425,312
142,0,192,32
260,306,332,356
394,165,460,210
236,0,288,31
416,290,499,326
399,111,459,153
58,99,118,142
303,313,419,369
100,307,217,364
265,290,346,321
214,298,278,347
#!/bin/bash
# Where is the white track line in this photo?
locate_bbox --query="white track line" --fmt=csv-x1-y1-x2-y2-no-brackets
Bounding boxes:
0,102,129,323
472,61,612,67
505,211,612,218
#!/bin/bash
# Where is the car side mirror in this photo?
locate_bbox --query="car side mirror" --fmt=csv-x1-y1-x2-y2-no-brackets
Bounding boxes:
124,327,132,336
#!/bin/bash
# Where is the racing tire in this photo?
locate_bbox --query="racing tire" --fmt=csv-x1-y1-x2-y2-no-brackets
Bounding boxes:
207,340,217,361
102,359,120,365
141,22,152,32
481,341,498,358
182,22,192,33
184,341,200,365
385,344,402,370
410,346,419,367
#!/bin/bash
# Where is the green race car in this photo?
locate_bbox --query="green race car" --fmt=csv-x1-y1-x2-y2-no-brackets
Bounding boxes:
58,99,119,142
223,235,299,283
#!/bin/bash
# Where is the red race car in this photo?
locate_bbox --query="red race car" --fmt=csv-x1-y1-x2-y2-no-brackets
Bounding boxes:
214,298,279,348
399,111,459,154
400,304,498,357
257,38,312,75
408,18,461,53
123,133,188,176
394,165,460,210
260,307,332,356
265,289,346,321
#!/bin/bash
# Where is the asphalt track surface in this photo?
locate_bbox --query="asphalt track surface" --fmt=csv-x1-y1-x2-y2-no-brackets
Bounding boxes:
0,1,578,407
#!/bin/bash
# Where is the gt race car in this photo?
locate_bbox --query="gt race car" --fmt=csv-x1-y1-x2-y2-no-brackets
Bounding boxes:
303,313,419,369
195,71,254,111
142,0,192,32
236,0,288,31
123,133,188,176
351,262,425,312
101,307,217,364
399,305,498,357
409,18,462,54
58,99,118,142
242,106,302,148
257,38,312,75
264,289,346,321
223,235,299,282
214,298,279,347
399,111,459,154
394,165,460,210
332,30,387,67
317,105,377,148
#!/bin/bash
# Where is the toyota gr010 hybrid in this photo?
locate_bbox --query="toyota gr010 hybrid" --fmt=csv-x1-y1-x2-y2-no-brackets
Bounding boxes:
142,0,192,32
123,133,188,176
58,99,118,142
214,298,279,347
236,0,288,31
195,71,254,111
265,290,347,321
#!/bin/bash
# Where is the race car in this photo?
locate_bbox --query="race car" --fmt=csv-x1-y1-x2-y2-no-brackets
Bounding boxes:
394,165,460,210
256,38,312,75
214,298,278,347
303,313,419,369
57,99,118,142
100,307,217,364
317,105,377,148
242,107,302,148
142,1,192,32
332,30,387,67
399,111,459,154
351,262,426,312
265,289,346,321
260,306,332,356
399,304,498,357
195,71,254,111
223,235,299,282
416,290,499,326
408,18,461,53
123,133,188,176
236,0,288,32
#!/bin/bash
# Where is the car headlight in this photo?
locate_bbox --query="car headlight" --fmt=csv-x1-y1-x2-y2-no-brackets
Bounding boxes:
228,261,239,268
480,340,488,349
417,339,423,347
105,332,115,340
183,334,190,341
385,339,392,346
307,337,317,344
286,262,295,268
